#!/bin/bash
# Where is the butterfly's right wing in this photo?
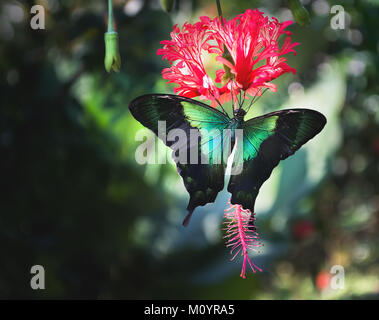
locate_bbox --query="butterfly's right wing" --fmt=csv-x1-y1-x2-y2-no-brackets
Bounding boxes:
228,108,326,214
129,94,232,226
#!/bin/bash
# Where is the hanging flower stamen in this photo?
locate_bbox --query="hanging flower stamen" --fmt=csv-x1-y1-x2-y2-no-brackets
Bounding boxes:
223,200,263,278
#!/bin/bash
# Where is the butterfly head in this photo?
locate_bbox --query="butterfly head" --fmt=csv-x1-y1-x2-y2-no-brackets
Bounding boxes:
234,108,246,121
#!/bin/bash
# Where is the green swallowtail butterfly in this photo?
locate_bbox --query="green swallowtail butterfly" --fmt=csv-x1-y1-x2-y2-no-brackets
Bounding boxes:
129,94,326,226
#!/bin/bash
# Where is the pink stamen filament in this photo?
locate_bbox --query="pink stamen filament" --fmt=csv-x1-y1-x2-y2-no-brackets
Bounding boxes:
223,201,263,278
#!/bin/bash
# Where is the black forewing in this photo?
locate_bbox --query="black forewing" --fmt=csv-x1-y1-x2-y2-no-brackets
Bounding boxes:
129,94,231,226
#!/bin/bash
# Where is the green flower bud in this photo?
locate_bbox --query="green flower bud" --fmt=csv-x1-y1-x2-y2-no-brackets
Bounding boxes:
104,31,121,73
160,0,175,13
288,0,311,27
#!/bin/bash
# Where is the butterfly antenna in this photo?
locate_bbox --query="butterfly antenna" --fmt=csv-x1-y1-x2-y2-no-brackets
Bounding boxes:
245,88,269,114
230,80,237,112
217,99,230,118
237,89,244,112
209,90,230,118
253,87,269,105
246,88,261,111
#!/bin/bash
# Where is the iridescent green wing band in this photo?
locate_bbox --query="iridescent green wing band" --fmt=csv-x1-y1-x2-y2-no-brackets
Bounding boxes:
228,108,326,214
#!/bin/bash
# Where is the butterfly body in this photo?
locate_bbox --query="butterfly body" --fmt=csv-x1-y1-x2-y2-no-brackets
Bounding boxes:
226,117,243,146
129,94,326,226
234,108,247,121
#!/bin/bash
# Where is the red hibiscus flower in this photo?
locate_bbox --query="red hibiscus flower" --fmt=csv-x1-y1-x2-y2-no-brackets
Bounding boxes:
157,9,299,106
157,18,228,103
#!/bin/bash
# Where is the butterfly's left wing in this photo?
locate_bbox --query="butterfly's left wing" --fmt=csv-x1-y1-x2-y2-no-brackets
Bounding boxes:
228,108,326,213
129,94,232,226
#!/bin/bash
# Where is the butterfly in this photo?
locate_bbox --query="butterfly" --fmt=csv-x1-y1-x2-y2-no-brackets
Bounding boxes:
129,94,326,226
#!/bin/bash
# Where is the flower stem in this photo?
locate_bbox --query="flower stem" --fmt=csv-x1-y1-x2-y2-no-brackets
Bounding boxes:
107,0,114,32
216,0,223,18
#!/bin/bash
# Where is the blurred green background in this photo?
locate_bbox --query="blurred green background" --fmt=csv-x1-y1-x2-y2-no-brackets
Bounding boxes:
0,0,378,299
